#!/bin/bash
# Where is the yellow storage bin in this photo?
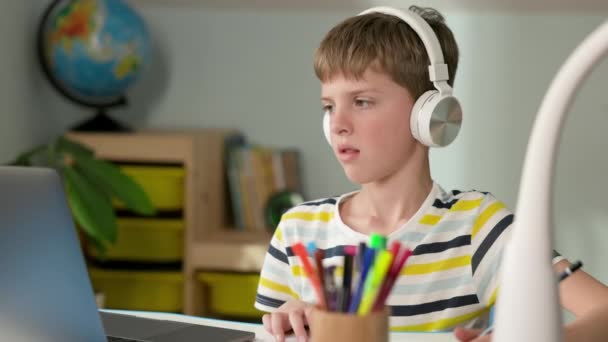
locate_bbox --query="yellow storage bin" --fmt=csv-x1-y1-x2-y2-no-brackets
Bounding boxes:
87,218,184,262
89,267,183,312
114,166,185,211
197,272,263,318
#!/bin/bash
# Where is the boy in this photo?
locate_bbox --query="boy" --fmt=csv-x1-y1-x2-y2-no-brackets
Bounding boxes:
254,6,608,342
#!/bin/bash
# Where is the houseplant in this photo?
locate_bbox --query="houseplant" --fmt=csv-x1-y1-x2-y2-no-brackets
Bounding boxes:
9,136,156,254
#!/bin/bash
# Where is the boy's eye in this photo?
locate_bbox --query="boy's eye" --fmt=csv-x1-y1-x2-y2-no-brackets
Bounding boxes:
322,104,334,115
354,99,372,108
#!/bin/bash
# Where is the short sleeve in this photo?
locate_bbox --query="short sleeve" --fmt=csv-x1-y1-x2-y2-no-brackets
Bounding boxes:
254,222,300,312
470,194,514,308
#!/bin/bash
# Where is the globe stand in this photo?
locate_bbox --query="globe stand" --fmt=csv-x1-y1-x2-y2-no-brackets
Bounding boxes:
70,108,131,132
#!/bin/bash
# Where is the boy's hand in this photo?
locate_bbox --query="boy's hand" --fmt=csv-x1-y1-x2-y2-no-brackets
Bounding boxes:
262,300,314,342
453,327,492,341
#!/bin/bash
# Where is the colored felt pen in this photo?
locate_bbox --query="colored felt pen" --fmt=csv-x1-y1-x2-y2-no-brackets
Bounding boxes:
388,241,401,261
352,242,367,295
292,242,326,309
371,241,401,309
348,247,376,313
307,241,317,256
314,249,328,308
358,250,394,315
324,265,338,311
357,242,367,272
370,233,387,250
373,247,413,311
339,245,356,312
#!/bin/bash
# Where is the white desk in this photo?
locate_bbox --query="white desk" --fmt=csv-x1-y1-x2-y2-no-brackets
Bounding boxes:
107,310,454,342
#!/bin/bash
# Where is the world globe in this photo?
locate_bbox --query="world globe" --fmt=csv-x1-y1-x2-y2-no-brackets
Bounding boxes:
38,0,151,130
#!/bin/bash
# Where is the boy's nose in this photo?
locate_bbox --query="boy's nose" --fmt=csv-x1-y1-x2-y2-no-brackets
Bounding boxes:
330,108,353,138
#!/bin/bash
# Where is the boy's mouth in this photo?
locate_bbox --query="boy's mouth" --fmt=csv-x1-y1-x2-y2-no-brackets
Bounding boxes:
337,144,360,161
339,147,359,153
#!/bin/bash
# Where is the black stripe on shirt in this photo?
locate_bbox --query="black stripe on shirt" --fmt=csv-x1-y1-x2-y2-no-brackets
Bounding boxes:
432,198,459,209
300,198,337,206
256,294,286,308
472,214,513,274
286,245,346,259
268,244,289,265
390,294,479,317
413,235,471,256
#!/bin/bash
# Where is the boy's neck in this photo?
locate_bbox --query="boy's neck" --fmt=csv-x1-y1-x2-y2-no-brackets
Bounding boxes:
351,152,433,235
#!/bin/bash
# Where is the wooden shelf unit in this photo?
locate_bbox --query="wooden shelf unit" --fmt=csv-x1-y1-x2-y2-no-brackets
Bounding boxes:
67,130,271,316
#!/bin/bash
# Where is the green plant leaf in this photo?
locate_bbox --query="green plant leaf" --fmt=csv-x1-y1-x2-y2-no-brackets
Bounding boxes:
8,144,47,166
63,167,117,248
71,153,156,216
55,136,95,158
9,156,32,166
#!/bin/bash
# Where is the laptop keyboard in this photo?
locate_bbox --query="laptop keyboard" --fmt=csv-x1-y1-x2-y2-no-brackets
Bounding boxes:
107,336,148,342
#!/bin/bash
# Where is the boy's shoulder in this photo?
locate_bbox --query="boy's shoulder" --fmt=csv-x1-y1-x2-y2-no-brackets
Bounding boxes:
281,196,340,217
434,184,502,209
277,194,345,227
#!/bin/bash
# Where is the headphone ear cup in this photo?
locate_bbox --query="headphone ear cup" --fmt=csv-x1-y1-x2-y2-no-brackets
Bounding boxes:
411,90,463,147
410,90,436,146
323,113,331,145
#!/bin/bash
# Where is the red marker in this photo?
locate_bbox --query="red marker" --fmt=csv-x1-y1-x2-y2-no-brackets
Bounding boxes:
292,242,326,309
373,247,413,311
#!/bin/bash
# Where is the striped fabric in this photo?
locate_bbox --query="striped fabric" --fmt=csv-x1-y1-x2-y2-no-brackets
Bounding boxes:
254,183,513,331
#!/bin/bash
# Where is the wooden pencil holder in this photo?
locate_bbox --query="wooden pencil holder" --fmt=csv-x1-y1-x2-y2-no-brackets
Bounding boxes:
309,307,389,342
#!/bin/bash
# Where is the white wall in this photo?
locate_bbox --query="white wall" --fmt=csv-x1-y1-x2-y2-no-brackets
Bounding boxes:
43,5,608,283
0,2,52,163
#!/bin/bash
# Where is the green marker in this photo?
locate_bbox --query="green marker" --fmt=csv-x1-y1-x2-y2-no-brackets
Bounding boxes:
370,233,387,250
357,250,393,315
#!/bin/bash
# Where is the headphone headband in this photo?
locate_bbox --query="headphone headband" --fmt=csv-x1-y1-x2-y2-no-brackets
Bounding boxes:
358,7,450,85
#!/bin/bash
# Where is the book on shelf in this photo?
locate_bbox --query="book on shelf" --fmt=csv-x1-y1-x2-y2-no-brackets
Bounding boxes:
226,143,303,232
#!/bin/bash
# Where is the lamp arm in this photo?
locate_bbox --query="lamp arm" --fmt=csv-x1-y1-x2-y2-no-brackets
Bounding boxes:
494,21,608,342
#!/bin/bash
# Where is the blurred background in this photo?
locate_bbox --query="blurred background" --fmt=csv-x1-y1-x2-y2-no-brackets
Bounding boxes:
1,0,607,323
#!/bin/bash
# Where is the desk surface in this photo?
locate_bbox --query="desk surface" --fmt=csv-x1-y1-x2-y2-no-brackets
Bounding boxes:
108,310,454,342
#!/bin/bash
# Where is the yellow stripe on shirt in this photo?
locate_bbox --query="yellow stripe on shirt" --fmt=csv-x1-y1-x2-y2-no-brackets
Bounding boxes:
391,306,490,332
471,202,506,238
292,265,344,278
401,255,471,275
291,265,303,277
274,228,283,242
259,277,300,300
449,198,483,211
419,214,441,225
282,211,333,222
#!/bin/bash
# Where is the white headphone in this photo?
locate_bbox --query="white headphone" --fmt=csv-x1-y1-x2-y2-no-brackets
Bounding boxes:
322,6,463,148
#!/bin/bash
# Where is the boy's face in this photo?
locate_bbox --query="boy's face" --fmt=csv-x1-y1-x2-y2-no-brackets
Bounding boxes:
321,67,421,185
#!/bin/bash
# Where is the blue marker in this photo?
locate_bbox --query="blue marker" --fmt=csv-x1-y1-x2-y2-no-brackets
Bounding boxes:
307,241,317,256
348,247,376,313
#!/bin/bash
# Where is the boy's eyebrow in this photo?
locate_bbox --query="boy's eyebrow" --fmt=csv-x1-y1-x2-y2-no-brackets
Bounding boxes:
321,88,381,101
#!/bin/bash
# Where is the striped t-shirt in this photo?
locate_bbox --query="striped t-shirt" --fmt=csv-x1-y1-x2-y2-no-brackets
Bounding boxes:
254,182,513,331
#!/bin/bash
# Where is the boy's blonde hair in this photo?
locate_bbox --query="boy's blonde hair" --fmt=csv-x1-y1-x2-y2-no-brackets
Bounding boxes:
314,6,459,99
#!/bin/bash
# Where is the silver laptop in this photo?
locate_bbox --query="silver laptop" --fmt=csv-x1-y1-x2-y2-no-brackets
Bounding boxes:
0,166,255,342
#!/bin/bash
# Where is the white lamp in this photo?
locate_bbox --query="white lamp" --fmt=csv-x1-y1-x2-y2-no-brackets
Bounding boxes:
494,21,608,342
